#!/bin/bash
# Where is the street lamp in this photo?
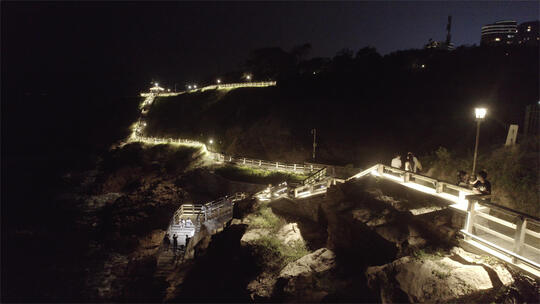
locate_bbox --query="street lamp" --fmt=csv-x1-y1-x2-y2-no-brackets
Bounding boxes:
471,108,487,177
208,139,213,144
194,84,197,89
217,79,221,84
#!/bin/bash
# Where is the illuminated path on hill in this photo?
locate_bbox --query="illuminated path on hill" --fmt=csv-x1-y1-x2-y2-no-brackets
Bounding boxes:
122,84,540,278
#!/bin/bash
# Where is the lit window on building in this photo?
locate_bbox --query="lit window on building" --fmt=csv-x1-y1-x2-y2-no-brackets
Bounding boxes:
494,37,501,41
527,26,532,32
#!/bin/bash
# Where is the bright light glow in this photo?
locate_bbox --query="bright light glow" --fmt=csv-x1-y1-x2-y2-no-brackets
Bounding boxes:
194,85,197,88
168,89,171,92
421,64,426,68
475,108,487,119
188,85,192,89
209,139,213,144
217,79,221,84
155,82,159,86
246,75,251,80
495,37,501,41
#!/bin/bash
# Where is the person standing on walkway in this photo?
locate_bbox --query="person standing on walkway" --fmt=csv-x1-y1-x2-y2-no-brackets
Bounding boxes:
172,234,178,252
163,233,170,252
405,152,422,173
185,234,191,248
472,170,491,195
391,154,402,169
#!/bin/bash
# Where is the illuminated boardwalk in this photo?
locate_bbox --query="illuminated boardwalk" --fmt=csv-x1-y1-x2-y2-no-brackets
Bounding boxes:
127,88,539,278
350,164,540,277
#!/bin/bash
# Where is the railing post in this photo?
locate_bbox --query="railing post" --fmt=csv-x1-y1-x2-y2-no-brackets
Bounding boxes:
293,164,296,171
229,156,232,162
436,182,444,193
310,164,313,172
259,160,262,166
243,158,246,164
464,199,477,240
512,217,527,264
276,162,279,169
377,164,384,175
403,172,410,183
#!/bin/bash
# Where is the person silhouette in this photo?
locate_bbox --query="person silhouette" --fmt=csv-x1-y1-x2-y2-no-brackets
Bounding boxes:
172,234,178,252
163,233,170,252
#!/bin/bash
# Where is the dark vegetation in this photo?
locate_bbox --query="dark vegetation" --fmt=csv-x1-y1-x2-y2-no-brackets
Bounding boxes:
146,45,539,167
145,45,538,214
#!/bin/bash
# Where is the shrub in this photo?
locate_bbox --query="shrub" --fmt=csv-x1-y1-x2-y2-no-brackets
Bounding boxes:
214,165,307,185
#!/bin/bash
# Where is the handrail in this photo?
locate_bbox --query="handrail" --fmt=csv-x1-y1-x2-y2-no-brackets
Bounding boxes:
468,196,540,225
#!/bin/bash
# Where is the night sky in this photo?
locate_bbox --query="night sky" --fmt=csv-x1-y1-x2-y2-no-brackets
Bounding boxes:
3,1,539,94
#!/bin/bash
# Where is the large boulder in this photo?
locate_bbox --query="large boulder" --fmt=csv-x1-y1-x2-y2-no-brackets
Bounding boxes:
366,249,516,303
276,248,336,302
240,228,269,246
277,223,304,246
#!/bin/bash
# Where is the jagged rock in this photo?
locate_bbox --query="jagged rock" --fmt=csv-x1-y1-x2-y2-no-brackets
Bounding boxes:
450,247,514,287
240,229,269,246
366,250,516,303
247,272,279,300
352,208,372,223
280,248,336,278
276,248,336,302
406,225,427,248
277,223,304,246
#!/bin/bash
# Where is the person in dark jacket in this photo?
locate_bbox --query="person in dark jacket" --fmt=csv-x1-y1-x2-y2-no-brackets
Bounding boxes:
163,233,171,252
472,170,491,195
172,234,178,252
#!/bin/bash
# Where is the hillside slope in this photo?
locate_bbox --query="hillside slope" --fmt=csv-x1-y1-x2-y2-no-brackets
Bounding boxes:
144,47,538,167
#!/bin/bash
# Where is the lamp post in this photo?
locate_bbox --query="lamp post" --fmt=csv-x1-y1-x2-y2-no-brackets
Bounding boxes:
208,139,214,152
311,128,317,159
471,108,487,177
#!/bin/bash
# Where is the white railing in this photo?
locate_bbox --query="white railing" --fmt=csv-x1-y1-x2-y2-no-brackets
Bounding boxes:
140,81,276,97
462,196,540,270
210,152,324,175
348,163,540,273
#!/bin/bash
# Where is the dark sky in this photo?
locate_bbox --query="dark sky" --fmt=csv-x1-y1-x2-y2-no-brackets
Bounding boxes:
3,1,539,93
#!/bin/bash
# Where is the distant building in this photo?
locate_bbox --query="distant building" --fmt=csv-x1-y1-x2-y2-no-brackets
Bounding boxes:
480,20,518,46
517,21,539,46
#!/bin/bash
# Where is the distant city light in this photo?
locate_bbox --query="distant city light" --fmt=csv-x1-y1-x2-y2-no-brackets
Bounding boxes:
167,88,171,92
246,75,251,80
188,85,192,89
155,82,159,86
421,64,426,68
494,37,501,41
217,79,221,84
194,84,197,88
209,139,214,144
475,108,487,119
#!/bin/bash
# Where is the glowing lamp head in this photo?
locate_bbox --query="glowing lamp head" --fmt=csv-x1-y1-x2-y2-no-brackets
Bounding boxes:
188,85,192,89
194,85,197,88
167,89,171,92
209,139,213,144
217,79,221,84
155,82,158,87
246,75,251,80
475,108,487,120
